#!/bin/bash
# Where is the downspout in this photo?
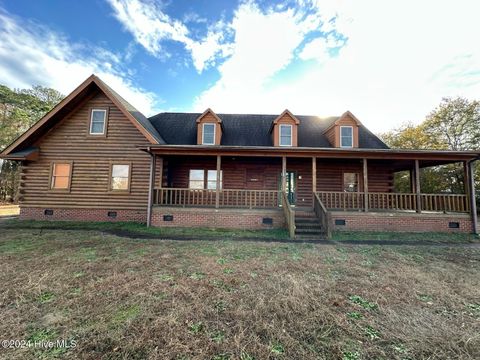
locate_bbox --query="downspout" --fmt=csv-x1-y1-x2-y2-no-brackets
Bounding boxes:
146,147,155,227
467,159,478,235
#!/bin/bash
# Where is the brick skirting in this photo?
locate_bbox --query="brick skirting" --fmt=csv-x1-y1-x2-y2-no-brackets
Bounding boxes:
331,211,473,233
152,207,285,229
20,207,147,223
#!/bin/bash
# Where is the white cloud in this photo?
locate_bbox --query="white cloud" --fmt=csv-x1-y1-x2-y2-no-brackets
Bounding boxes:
193,0,480,132
107,0,230,72
0,9,158,115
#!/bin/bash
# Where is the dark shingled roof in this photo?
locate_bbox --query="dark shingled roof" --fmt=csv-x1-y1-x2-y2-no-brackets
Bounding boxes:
99,80,166,144
148,113,389,149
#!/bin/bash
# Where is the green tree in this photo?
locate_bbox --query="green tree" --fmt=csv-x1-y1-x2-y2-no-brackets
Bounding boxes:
0,84,63,202
380,97,480,194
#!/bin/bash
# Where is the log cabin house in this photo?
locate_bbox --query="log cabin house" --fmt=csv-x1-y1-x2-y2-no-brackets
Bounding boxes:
1,75,479,239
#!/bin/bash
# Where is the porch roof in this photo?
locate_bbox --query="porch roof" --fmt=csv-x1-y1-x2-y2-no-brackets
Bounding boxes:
139,144,480,167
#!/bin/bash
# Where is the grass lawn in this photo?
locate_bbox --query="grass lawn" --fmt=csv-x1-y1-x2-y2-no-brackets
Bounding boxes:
0,223,479,359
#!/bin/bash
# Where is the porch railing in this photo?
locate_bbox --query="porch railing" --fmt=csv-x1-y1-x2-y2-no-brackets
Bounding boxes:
316,191,469,213
313,193,332,239
316,191,365,211
154,188,281,209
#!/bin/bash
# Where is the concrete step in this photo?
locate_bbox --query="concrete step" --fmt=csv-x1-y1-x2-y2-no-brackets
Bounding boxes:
295,228,325,235
295,223,322,230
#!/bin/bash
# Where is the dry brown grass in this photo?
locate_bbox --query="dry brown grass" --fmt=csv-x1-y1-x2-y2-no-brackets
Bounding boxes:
0,227,479,359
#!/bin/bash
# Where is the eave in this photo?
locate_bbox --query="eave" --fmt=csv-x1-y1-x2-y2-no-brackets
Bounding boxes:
138,144,480,162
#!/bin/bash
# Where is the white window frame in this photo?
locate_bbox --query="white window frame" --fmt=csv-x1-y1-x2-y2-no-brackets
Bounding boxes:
89,109,107,135
202,123,216,145
340,126,353,148
279,124,293,147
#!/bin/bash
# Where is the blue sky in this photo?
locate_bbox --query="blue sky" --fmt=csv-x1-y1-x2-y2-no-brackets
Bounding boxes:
1,0,479,132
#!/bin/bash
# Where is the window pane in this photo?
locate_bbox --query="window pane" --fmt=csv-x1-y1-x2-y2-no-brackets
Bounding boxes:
90,110,105,134
341,127,353,147
112,164,129,178
343,173,358,192
203,124,215,144
112,177,129,190
207,170,217,181
341,127,352,136
53,176,69,189
189,170,204,188
280,125,292,136
54,163,70,176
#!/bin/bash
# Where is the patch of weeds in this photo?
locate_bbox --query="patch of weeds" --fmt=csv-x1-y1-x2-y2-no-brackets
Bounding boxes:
211,279,234,292
189,272,206,280
153,292,168,300
347,311,363,320
466,303,480,316
111,305,140,326
410,254,425,263
349,295,378,311
343,351,360,360
157,273,175,282
37,291,55,304
212,354,231,360
393,343,408,354
188,322,204,334
250,272,258,278
214,300,227,312
210,330,225,343
27,327,58,342
70,287,82,296
270,342,285,355
364,325,380,340
73,271,85,278
361,259,373,267
217,258,228,264
80,247,97,262
417,294,433,302
240,351,255,360
223,268,234,274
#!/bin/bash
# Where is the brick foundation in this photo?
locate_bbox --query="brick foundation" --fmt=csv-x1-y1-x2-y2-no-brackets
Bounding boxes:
331,211,473,233
152,207,285,229
20,207,147,223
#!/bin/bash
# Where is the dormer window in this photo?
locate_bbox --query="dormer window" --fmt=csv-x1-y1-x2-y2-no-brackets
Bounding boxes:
89,108,107,135
202,123,215,145
340,126,353,148
279,124,292,146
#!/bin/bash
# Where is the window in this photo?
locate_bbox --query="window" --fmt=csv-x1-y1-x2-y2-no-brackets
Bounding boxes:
189,170,204,189
89,109,107,135
343,173,359,192
110,164,130,191
188,169,223,189
279,124,292,146
202,123,215,145
207,170,222,190
340,126,353,148
51,162,72,190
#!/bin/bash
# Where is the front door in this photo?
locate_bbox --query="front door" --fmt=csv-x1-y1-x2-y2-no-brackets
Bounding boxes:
279,171,297,205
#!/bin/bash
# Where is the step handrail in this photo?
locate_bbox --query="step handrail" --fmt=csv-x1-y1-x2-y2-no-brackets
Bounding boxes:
314,193,332,239
282,192,296,239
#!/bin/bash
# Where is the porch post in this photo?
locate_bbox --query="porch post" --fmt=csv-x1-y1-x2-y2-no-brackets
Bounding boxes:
215,155,221,208
146,151,156,227
282,156,287,192
312,157,317,194
467,161,478,234
414,159,421,213
463,161,470,198
363,158,369,212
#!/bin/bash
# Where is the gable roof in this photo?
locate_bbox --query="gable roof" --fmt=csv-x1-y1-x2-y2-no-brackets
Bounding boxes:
149,112,389,149
0,74,164,158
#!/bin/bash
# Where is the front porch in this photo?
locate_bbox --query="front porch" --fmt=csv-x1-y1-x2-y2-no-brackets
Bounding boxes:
143,149,478,238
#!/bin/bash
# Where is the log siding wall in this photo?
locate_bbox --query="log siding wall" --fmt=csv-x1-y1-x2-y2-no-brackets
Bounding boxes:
162,156,394,206
19,91,152,211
